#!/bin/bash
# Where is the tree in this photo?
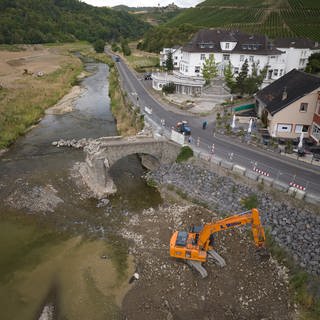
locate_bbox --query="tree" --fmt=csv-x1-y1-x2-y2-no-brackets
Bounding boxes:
93,39,105,53
165,51,174,71
202,54,218,85
120,38,131,56
236,59,249,94
162,82,175,94
243,63,268,95
224,61,235,92
305,52,320,74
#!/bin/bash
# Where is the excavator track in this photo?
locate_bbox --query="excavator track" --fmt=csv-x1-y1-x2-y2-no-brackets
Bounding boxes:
207,250,227,267
186,260,208,278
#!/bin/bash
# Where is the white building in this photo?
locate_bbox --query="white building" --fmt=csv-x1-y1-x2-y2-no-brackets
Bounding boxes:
273,38,320,73
159,46,182,68
153,29,320,95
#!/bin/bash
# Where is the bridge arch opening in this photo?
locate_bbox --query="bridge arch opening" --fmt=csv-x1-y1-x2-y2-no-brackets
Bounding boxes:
107,154,162,207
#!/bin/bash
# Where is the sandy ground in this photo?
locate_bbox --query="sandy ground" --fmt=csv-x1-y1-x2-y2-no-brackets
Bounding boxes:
0,45,88,117
46,85,85,115
0,45,70,89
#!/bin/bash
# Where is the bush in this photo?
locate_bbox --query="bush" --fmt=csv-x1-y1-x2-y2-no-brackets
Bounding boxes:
241,194,258,209
176,146,193,163
93,39,105,53
162,82,175,94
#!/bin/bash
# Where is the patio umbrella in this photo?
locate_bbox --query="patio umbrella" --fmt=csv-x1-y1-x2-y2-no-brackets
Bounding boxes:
248,118,253,134
298,131,304,149
231,114,236,129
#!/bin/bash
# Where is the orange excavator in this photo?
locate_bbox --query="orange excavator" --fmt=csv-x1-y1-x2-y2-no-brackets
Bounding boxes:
170,208,267,277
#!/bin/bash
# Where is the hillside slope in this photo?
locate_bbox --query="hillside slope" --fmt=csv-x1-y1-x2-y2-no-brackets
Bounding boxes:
0,0,149,44
166,0,320,41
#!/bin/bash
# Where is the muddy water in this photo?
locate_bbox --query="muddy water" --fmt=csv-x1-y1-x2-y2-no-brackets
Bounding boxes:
0,60,162,320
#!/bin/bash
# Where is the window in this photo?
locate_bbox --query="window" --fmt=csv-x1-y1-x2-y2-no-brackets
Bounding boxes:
299,58,306,66
223,54,230,61
185,66,188,73
277,124,292,133
240,55,244,62
200,53,206,60
195,66,200,73
249,56,254,62
234,67,239,74
295,125,309,133
280,69,283,76
311,123,320,141
225,42,229,49
300,103,308,112
274,69,278,76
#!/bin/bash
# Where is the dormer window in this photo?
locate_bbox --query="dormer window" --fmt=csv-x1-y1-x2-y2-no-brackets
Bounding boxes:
199,42,214,49
242,45,248,50
226,43,230,49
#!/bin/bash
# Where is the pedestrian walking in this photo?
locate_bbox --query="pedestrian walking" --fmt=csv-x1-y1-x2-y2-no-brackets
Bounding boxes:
202,120,208,129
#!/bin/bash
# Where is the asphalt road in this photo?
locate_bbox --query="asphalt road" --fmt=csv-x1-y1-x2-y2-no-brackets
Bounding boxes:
113,55,320,195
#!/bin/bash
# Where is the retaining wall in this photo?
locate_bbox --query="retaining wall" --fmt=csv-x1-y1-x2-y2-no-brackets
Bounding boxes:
195,150,320,206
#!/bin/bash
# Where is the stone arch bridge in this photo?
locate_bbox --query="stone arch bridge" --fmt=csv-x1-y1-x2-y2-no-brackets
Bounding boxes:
79,136,181,198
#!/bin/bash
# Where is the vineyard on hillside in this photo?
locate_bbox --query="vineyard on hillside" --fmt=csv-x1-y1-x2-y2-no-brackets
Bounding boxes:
166,0,320,41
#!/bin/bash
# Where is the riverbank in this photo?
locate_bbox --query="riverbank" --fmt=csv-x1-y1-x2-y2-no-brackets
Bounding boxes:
118,177,295,319
0,43,89,149
140,160,320,319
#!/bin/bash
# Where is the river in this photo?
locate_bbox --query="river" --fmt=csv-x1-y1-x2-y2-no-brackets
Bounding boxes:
0,59,162,320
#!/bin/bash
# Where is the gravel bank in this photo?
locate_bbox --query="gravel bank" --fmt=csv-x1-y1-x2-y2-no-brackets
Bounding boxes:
146,162,320,276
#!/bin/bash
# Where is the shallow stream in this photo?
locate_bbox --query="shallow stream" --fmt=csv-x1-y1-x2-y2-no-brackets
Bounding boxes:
0,59,161,319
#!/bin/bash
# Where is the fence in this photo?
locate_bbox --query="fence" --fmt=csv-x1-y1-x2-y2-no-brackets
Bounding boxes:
143,111,320,197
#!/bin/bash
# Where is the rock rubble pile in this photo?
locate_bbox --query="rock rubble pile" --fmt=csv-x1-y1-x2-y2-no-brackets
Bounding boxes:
147,162,320,275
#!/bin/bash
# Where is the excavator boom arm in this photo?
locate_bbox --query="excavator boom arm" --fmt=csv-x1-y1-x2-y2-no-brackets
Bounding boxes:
198,208,265,250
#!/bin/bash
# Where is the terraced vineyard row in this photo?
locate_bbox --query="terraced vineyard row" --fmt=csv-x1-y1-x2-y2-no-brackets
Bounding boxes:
288,0,320,9
166,0,320,41
198,0,268,8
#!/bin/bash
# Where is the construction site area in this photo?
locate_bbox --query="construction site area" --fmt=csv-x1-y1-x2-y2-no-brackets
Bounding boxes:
120,203,294,320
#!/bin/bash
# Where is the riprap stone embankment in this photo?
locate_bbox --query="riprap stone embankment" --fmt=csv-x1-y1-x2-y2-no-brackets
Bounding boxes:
147,162,320,276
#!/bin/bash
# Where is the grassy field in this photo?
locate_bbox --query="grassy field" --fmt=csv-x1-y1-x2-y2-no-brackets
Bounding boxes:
108,66,144,136
126,54,159,72
166,0,320,41
124,43,159,72
0,42,91,149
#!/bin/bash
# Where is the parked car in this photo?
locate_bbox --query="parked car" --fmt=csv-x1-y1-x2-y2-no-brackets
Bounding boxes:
175,120,191,135
144,73,152,80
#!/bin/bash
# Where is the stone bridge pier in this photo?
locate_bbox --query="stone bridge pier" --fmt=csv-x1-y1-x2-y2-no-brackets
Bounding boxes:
79,136,180,198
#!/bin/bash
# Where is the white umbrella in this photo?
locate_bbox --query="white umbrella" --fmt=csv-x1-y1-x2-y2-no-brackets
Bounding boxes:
298,131,304,149
231,114,236,129
248,118,253,134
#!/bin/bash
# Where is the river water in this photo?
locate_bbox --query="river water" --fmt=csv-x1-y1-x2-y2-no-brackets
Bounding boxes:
0,60,162,319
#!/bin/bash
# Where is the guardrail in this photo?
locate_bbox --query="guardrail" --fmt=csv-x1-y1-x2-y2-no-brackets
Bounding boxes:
142,111,320,204
115,61,320,202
